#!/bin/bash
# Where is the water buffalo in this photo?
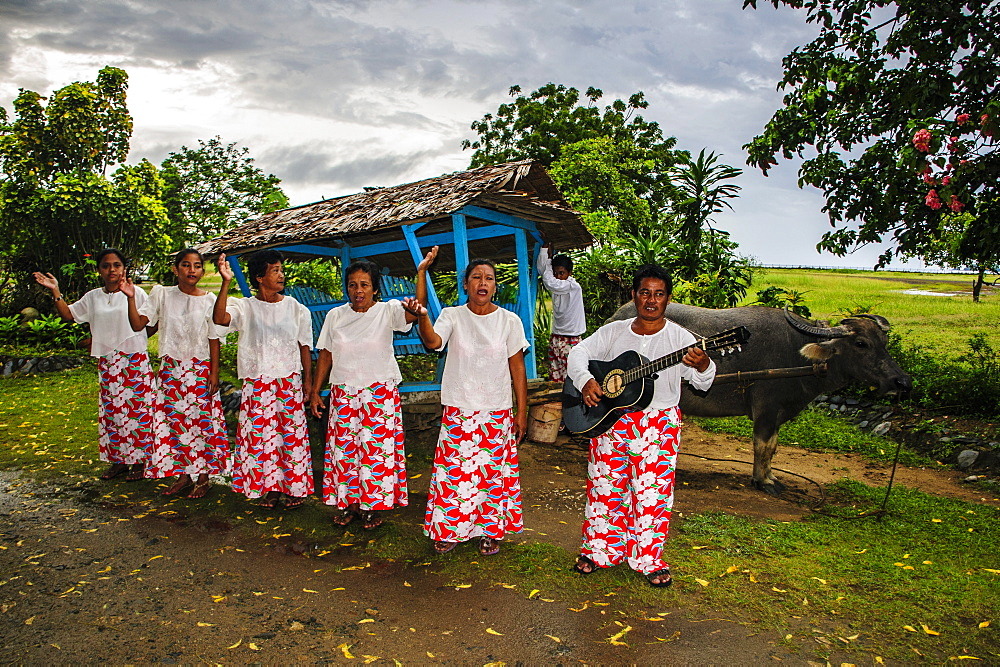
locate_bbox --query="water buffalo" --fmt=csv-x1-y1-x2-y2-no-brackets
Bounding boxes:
607,302,912,494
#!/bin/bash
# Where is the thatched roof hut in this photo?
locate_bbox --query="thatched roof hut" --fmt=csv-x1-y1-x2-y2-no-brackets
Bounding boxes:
197,159,591,274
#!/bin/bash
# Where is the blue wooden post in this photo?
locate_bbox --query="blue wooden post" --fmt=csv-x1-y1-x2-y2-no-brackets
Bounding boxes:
339,246,351,294
514,228,537,379
227,254,252,297
402,224,443,318
451,213,470,305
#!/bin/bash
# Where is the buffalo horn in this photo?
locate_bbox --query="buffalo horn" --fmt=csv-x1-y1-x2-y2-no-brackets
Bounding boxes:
854,313,891,332
783,306,849,338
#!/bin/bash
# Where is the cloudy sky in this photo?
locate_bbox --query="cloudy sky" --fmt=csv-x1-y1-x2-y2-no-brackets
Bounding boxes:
0,0,927,268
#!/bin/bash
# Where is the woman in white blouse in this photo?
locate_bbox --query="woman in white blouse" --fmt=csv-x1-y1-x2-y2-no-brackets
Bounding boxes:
34,248,155,481
213,249,314,509
308,248,436,530
122,248,230,499
405,259,529,557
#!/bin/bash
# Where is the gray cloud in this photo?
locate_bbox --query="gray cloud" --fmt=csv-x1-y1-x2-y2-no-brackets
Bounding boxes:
2,0,893,265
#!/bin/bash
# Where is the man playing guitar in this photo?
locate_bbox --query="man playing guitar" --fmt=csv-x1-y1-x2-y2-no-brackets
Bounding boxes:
566,264,716,587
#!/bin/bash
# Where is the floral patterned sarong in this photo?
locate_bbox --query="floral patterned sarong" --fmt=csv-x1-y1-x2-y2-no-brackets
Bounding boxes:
322,381,407,510
97,350,155,465
232,373,313,499
146,356,230,478
423,406,523,542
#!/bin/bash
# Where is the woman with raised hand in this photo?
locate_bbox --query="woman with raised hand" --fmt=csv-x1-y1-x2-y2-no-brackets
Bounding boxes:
309,247,438,530
33,249,155,482
122,248,230,499
404,259,529,557
212,249,314,509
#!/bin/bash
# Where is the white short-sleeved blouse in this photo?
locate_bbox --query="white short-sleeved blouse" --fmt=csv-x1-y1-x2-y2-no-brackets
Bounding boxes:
140,285,228,362
316,299,412,389
434,305,528,411
226,296,312,380
69,287,148,358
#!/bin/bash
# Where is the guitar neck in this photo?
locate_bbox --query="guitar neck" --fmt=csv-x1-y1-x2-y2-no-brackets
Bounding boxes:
623,341,704,385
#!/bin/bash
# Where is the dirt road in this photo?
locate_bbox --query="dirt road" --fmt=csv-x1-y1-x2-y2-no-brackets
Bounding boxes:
1,424,993,664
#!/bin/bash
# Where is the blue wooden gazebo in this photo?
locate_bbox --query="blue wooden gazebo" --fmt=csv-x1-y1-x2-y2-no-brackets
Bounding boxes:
198,160,592,393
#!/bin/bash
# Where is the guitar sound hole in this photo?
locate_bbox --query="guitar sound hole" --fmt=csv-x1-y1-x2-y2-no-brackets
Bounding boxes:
603,372,623,397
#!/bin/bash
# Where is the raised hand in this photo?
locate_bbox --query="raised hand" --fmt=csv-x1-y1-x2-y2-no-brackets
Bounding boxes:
33,272,59,292
217,254,234,282
417,245,439,273
402,296,426,317
120,277,136,298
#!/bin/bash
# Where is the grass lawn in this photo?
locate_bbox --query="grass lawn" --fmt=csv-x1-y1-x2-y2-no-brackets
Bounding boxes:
745,268,1000,355
1,366,998,662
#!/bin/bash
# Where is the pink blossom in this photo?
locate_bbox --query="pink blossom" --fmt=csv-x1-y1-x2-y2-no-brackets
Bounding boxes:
920,164,932,175
941,175,951,186
925,189,942,210
982,114,990,124
949,195,964,213
923,173,936,185
957,113,970,125
912,128,932,152
948,136,960,153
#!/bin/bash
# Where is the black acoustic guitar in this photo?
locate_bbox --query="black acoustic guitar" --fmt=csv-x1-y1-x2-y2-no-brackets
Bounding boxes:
562,326,751,438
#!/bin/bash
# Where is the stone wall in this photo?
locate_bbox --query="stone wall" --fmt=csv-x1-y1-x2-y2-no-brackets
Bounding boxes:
1,355,85,377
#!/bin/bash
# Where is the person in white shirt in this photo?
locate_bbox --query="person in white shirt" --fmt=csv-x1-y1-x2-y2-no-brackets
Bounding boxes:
567,265,716,588
309,247,437,530
404,259,528,557
536,244,586,383
34,248,155,482
213,249,314,510
122,248,230,500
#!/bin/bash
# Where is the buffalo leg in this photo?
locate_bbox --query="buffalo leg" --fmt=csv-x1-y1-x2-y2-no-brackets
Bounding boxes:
751,418,785,496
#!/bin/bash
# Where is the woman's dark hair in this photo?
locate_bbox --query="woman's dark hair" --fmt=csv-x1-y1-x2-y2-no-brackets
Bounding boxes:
95,248,129,268
345,259,382,299
246,249,284,290
173,248,204,266
551,254,573,274
631,264,673,295
462,258,496,284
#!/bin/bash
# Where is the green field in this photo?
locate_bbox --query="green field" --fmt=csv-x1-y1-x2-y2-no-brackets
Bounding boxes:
745,268,1000,355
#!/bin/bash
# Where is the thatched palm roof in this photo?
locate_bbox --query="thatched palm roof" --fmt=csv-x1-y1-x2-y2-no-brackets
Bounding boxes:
198,160,592,273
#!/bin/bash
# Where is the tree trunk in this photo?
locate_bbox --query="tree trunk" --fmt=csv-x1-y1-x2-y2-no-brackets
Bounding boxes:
973,265,985,303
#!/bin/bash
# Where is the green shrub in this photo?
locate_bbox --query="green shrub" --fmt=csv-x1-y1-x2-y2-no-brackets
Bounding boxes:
889,331,1000,418
283,258,342,298
0,314,89,352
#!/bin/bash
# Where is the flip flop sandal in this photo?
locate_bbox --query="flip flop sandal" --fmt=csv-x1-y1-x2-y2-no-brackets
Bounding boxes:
100,463,129,480
360,512,383,530
283,495,306,510
162,477,194,496
258,492,281,509
646,568,672,588
187,481,211,499
125,464,146,481
433,540,457,554
573,554,598,575
333,509,357,527
479,537,500,556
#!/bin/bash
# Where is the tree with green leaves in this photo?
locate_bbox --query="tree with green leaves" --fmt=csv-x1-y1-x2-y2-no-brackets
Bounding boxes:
671,149,743,279
744,0,1000,298
463,84,681,240
160,136,288,249
0,67,170,311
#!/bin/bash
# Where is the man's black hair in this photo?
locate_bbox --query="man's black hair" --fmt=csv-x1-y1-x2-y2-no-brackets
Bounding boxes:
247,249,284,290
551,254,573,274
631,264,673,295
